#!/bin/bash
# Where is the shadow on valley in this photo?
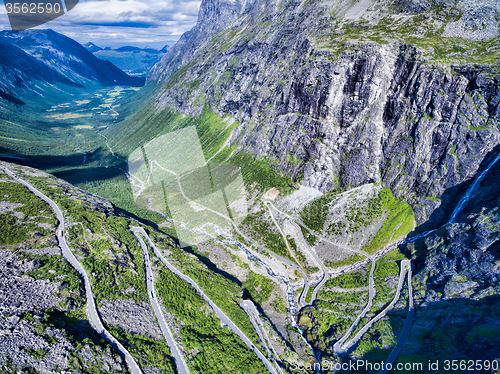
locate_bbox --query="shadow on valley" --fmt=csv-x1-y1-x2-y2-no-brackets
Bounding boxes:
0,149,170,231
0,148,123,183
337,295,500,374
0,90,25,105
36,309,110,351
179,241,243,287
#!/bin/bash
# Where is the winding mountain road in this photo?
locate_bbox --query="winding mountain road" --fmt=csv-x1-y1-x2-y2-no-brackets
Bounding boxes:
290,219,329,306
380,262,414,374
241,300,284,374
338,260,413,354
131,230,190,374
264,202,326,307
0,164,142,374
143,161,305,276
263,201,380,355
131,227,278,374
134,160,309,314
265,202,310,307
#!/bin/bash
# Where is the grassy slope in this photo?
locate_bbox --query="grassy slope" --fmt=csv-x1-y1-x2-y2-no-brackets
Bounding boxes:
299,187,415,257
319,4,500,66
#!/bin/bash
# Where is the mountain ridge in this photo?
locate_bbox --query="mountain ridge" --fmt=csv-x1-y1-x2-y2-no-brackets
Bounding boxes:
0,29,144,99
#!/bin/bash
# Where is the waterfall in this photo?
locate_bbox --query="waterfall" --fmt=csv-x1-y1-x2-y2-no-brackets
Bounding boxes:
448,151,500,224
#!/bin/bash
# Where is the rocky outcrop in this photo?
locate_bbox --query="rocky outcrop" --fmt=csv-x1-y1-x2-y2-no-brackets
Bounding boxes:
100,299,163,340
0,247,127,373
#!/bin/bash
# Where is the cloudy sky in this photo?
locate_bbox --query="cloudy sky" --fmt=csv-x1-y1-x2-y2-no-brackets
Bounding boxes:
0,0,201,48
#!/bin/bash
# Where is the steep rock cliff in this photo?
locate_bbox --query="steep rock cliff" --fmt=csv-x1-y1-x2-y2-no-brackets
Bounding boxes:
147,0,500,225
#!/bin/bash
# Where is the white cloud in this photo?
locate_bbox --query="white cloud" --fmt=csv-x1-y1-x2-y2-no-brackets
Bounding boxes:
0,0,201,47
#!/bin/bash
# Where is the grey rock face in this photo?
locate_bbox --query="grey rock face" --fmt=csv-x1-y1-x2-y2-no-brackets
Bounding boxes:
148,0,500,225
442,0,500,40
99,299,163,340
0,247,126,373
0,248,61,315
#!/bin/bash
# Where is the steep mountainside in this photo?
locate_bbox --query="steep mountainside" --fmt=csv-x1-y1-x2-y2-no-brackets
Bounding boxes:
0,0,499,371
0,40,79,104
147,0,500,226
121,0,500,368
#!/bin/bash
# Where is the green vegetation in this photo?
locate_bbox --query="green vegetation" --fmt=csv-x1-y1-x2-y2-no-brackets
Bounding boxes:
156,267,268,373
325,254,365,268
24,348,49,360
26,253,82,293
300,225,317,246
0,213,31,245
327,220,346,236
150,230,264,348
325,269,368,289
298,188,412,258
300,192,339,232
372,251,406,307
299,300,353,350
363,188,415,254
241,213,293,260
107,325,176,373
97,99,296,224
271,295,287,313
19,177,149,305
242,271,275,305
287,235,310,269
318,290,368,305
31,307,126,372
304,286,314,304
323,9,500,65
226,150,299,194
344,190,384,233
352,319,396,357
0,181,56,244
374,257,401,278
2,173,183,373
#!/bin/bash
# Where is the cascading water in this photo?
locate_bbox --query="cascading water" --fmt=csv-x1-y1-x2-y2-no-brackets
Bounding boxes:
152,207,318,365
221,235,317,355
382,150,500,251
447,151,500,224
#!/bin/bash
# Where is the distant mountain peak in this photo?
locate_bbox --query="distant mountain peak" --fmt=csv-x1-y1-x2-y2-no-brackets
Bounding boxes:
0,29,144,91
84,42,102,53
